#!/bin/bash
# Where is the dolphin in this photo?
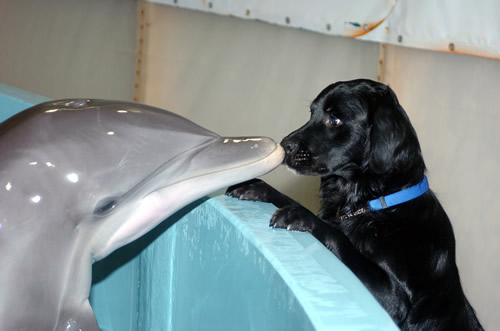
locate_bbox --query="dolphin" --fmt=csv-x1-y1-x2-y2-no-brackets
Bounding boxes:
0,99,284,331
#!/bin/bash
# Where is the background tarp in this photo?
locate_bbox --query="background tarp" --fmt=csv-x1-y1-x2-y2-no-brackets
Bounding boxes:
148,0,500,59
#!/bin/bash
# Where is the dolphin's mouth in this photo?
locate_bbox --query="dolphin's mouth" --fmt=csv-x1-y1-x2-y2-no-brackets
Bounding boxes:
98,136,282,218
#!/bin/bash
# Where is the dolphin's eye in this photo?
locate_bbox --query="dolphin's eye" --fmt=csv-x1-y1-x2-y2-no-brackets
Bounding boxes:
94,198,119,216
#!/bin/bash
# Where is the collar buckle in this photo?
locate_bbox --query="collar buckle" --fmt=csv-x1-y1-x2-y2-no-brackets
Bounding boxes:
379,196,388,209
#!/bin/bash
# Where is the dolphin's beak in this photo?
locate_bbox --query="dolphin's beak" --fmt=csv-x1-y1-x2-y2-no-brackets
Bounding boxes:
145,135,284,188
159,135,284,190
191,136,284,174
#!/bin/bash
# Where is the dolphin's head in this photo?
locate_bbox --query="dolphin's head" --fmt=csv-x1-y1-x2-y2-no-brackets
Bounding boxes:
0,99,283,260
0,99,283,329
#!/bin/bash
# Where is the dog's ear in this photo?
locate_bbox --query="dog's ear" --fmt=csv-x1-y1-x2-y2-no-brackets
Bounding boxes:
368,87,422,175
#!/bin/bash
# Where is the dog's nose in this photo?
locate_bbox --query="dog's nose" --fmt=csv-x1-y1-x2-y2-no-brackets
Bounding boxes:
280,138,298,154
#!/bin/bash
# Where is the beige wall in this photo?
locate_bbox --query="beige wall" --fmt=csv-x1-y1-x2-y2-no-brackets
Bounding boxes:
382,45,500,327
0,0,137,100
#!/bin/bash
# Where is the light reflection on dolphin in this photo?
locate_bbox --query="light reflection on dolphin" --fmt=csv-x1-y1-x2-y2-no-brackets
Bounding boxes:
0,99,284,330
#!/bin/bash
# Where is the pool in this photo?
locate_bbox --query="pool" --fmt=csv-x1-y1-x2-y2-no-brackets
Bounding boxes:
0,84,398,331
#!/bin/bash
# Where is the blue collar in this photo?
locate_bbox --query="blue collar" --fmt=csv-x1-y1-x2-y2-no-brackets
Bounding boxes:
368,176,429,211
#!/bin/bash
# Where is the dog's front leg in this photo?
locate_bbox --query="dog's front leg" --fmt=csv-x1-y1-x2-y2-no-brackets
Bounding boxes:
226,179,327,232
269,204,325,232
226,179,299,208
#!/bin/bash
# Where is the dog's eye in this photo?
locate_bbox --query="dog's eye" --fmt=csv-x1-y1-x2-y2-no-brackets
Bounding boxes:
327,116,343,127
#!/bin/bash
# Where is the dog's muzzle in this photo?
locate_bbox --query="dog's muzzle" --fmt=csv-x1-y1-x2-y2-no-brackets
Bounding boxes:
281,138,311,168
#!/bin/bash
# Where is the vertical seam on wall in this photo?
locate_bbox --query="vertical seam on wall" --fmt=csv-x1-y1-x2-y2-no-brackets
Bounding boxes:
135,2,149,103
377,43,386,83
134,7,149,329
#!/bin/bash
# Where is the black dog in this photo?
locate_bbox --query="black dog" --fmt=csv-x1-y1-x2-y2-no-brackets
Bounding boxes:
226,79,483,330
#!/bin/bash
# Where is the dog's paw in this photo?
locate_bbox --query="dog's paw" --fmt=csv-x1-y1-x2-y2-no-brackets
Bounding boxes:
270,206,316,232
225,179,274,202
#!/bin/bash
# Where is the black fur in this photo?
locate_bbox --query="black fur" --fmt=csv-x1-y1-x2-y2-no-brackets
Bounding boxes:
226,79,483,330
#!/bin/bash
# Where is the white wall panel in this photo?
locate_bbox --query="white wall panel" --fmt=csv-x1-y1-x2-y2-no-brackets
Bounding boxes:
146,0,396,38
137,3,380,211
382,45,500,329
361,0,500,59
149,0,500,59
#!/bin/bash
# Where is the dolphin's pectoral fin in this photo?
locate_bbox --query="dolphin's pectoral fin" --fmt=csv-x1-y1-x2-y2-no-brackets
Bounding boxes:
57,300,99,331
